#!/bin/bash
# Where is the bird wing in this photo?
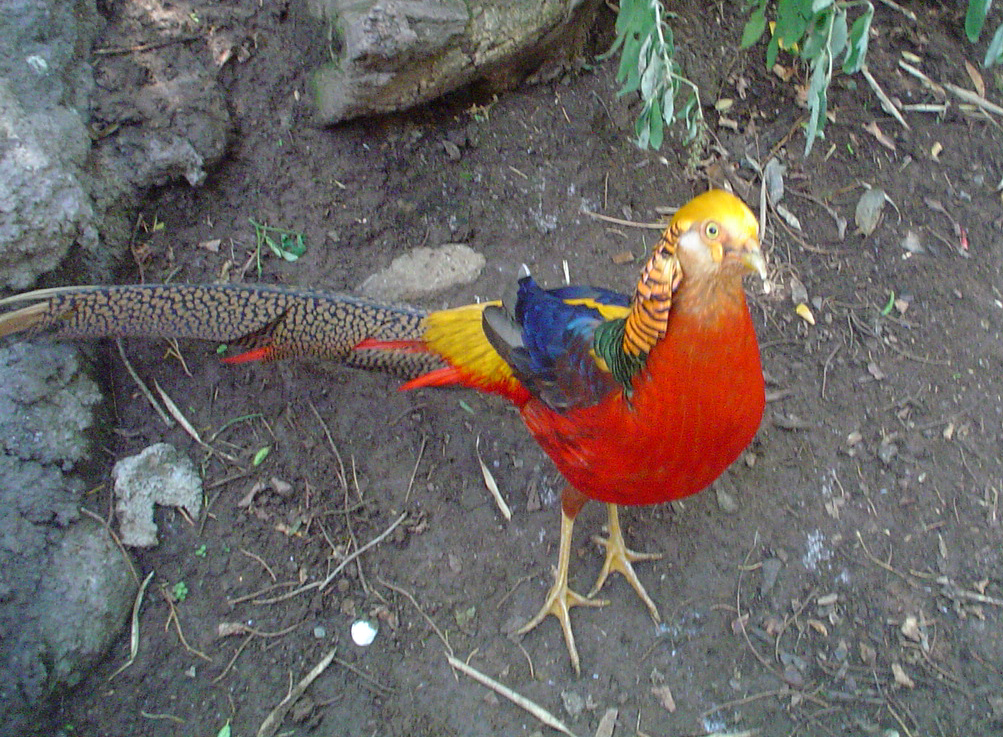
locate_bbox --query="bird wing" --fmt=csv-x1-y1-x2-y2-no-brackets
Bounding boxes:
482,277,630,411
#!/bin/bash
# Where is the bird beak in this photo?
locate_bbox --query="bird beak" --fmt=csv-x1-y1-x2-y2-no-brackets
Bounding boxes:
741,244,767,281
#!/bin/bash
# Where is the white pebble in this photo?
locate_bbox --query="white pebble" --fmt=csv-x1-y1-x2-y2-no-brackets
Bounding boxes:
351,619,378,646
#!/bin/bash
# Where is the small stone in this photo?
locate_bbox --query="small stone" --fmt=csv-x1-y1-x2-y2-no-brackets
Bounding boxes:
761,558,782,596
359,244,485,301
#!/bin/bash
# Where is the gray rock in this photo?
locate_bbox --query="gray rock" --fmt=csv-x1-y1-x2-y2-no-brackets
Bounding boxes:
112,443,203,548
35,518,137,691
309,0,601,124
0,342,136,735
359,243,486,301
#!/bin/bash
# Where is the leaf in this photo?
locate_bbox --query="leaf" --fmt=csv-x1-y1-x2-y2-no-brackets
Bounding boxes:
648,98,664,150
811,0,834,12
985,21,1003,66
741,7,768,48
966,0,991,42
843,5,873,74
766,32,781,68
830,7,848,59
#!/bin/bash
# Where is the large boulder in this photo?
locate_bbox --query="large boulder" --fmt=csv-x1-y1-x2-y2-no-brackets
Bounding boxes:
309,0,601,124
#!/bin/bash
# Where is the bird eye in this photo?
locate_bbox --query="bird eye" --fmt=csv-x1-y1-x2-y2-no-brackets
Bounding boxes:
705,222,720,239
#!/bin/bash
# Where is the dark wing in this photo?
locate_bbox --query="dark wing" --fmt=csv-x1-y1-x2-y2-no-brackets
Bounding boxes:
482,277,629,411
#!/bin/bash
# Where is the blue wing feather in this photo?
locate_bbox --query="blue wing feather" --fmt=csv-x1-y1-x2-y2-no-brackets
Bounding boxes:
501,277,628,410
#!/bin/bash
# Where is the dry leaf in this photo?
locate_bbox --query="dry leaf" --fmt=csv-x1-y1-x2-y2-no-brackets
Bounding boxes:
901,617,922,645
892,662,916,688
218,621,252,638
651,685,676,712
199,238,221,252
796,303,815,325
964,59,986,98
718,115,740,131
715,98,734,112
611,251,634,265
863,121,896,151
595,708,618,737
931,141,943,161
855,188,887,236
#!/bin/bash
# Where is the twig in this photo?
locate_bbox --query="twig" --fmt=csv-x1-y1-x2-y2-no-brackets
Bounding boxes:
379,578,453,657
476,435,512,520
404,435,427,505
855,531,924,590
256,647,338,737
109,570,155,680
94,35,202,55
253,512,407,604
333,655,395,694
582,210,665,229
240,548,277,582
942,81,1003,117
861,65,911,130
446,654,580,737
153,379,207,447
212,633,254,684
163,590,213,662
115,340,173,427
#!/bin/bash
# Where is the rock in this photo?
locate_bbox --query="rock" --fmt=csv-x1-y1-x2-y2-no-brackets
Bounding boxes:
112,444,203,548
0,68,99,290
35,518,137,691
309,0,601,124
0,342,136,735
359,243,486,301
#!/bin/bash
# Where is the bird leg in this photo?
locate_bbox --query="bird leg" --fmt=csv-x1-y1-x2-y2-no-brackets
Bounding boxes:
517,487,605,675
589,503,662,623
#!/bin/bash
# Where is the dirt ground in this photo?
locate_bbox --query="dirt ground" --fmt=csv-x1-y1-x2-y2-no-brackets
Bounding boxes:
55,1,1003,736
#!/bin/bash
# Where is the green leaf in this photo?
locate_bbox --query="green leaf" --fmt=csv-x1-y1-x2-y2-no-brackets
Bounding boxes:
842,5,873,74
252,446,270,466
766,32,781,68
648,98,664,150
984,20,1003,66
216,721,231,737
830,8,848,59
966,0,992,42
741,7,768,48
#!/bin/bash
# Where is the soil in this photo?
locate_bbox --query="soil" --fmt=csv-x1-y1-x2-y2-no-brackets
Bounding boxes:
56,2,1003,736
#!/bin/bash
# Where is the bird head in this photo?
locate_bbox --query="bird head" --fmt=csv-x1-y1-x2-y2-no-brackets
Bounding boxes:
669,190,765,284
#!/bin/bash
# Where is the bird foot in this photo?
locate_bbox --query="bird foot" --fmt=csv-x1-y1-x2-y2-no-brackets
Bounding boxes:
517,574,606,675
588,505,662,624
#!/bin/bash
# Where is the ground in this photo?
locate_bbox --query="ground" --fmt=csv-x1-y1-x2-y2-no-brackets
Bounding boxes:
55,2,1003,736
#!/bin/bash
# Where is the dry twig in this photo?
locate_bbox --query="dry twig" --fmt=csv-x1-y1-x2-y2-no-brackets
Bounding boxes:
256,647,338,737
446,654,580,737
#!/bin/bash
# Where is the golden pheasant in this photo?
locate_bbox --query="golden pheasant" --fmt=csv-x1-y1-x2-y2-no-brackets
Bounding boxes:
0,189,765,673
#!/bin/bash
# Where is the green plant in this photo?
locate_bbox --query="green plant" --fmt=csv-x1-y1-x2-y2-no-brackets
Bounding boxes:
172,581,189,602
742,0,873,155
967,0,1003,66
248,218,307,277
607,0,704,149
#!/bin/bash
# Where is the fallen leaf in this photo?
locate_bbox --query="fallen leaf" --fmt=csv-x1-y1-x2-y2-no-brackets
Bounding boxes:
199,238,221,252
863,121,896,151
595,708,618,737
964,59,986,97
892,662,916,689
796,303,816,325
651,685,676,712
900,615,921,642
715,98,734,112
855,188,887,236
931,141,943,161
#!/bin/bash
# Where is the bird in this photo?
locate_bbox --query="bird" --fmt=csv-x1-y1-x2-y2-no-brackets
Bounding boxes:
0,189,766,673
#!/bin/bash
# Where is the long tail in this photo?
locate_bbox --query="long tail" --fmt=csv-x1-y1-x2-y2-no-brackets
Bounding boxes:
0,284,445,378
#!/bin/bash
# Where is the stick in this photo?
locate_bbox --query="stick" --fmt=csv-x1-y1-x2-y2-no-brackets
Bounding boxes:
446,655,580,737
256,647,338,737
